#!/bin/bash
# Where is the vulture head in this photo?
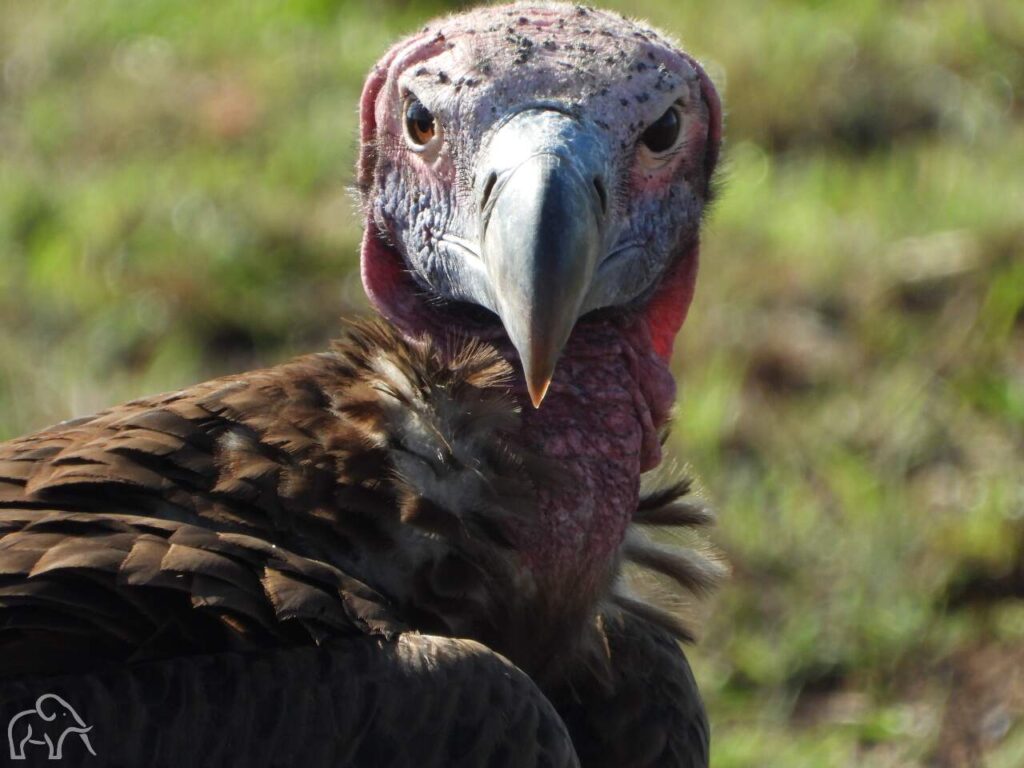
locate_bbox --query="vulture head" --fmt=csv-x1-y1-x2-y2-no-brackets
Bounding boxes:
358,3,721,399
357,2,721,588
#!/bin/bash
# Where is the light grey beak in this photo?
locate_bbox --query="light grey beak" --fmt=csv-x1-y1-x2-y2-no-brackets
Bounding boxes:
477,110,609,407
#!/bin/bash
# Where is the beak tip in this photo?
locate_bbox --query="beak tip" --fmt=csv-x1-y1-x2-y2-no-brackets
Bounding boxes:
527,375,552,409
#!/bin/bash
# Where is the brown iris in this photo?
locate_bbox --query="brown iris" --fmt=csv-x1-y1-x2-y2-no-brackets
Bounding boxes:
404,97,436,147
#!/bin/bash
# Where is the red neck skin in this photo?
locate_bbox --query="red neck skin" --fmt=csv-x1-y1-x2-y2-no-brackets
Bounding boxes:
362,229,698,594
512,317,674,579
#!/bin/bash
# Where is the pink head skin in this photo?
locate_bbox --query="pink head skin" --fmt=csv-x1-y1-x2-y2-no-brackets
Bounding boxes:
358,3,721,594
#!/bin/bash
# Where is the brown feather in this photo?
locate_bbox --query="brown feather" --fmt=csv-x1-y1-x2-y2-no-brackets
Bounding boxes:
0,320,538,677
0,319,720,767
607,467,727,649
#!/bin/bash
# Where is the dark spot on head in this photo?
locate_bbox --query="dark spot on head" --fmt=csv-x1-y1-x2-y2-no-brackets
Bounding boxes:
620,98,629,106
437,72,449,84
518,16,528,24
414,67,428,77
507,32,535,64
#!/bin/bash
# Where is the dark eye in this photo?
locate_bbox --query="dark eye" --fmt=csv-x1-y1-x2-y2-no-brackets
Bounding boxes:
404,97,437,147
639,105,681,153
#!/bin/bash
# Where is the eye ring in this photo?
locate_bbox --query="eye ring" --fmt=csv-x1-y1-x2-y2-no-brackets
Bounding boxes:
639,103,684,155
403,95,441,152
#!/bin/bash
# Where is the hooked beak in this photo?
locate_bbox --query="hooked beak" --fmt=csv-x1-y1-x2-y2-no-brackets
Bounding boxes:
477,110,609,407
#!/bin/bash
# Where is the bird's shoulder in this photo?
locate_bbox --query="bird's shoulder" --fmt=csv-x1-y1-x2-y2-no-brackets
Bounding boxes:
0,319,539,675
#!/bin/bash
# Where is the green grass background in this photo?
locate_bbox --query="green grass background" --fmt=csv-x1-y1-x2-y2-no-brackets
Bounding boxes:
1,1,1022,765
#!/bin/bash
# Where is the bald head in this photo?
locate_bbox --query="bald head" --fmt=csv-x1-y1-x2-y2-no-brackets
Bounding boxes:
358,3,721,403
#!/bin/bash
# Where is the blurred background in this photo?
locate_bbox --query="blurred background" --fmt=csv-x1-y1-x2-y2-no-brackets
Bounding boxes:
0,0,1021,764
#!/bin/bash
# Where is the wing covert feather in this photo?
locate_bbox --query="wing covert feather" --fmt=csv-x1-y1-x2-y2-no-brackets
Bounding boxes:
0,635,579,767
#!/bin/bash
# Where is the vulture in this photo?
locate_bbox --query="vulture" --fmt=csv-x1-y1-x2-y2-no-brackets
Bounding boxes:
0,3,724,766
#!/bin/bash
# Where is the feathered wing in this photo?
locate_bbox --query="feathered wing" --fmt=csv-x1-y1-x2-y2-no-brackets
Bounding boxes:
0,321,534,663
0,509,402,675
0,635,579,768
0,321,579,765
550,611,710,768
0,320,719,767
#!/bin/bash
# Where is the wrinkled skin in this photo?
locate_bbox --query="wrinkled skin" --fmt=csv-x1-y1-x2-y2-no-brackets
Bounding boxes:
360,4,719,325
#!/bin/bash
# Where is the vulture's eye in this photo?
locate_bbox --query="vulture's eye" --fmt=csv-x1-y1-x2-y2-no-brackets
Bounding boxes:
404,97,439,149
639,105,683,154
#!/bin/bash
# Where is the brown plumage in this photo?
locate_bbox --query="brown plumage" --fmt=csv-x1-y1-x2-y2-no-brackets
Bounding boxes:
0,322,521,661
0,321,720,766
0,636,579,767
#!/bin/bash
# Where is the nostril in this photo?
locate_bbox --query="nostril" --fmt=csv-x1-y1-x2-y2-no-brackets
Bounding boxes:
593,177,608,215
480,172,498,211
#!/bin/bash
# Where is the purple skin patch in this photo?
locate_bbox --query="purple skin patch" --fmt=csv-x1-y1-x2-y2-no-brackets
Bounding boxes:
357,2,721,595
